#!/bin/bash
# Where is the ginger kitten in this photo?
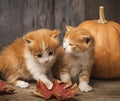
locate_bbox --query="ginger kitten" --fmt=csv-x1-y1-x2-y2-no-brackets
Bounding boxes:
57,26,94,92
0,29,59,89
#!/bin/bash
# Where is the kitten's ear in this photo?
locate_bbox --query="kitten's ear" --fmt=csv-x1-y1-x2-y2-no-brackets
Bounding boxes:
50,30,60,39
82,36,92,45
23,36,34,46
66,25,74,31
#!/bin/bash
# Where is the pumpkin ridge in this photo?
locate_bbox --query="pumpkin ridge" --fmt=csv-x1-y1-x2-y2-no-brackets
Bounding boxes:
108,22,120,34
107,24,120,51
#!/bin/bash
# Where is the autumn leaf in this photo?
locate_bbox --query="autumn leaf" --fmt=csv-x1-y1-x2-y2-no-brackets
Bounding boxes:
32,79,77,101
53,80,77,101
0,80,6,93
0,80,15,95
36,80,52,99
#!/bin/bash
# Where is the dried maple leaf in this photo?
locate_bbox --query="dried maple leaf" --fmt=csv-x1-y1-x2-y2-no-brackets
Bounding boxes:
32,79,77,101
0,80,6,93
36,80,52,99
53,80,77,101
0,80,15,95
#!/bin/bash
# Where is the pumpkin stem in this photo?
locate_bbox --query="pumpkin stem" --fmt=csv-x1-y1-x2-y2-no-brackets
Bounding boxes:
97,6,107,24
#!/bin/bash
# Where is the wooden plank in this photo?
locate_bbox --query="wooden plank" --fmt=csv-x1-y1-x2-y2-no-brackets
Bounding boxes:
54,0,85,42
0,0,24,49
0,0,54,49
0,0,120,49
85,0,120,23
115,0,120,23
0,79,120,101
22,0,55,33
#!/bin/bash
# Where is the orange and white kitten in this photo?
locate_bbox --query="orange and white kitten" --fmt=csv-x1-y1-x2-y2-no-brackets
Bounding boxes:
0,29,59,89
61,26,94,92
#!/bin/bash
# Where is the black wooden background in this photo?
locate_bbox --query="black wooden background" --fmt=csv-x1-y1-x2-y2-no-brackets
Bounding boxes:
0,0,120,49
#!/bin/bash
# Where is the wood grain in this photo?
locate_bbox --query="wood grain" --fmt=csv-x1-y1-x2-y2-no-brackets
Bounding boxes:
0,79,120,101
0,0,120,48
85,0,120,23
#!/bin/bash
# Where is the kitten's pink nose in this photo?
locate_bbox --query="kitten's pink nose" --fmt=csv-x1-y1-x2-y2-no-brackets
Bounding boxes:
45,60,48,63
45,59,49,63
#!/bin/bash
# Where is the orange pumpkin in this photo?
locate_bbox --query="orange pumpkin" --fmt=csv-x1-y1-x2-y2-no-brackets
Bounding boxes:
79,6,120,79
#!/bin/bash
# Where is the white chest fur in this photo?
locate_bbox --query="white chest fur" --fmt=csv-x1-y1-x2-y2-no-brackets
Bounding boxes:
68,49,93,77
24,49,49,80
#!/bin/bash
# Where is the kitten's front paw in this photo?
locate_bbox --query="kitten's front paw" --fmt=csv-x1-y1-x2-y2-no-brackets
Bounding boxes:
15,80,29,88
79,82,92,92
44,81,53,90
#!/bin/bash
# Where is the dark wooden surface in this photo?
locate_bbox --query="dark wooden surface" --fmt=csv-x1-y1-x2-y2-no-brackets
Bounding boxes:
0,0,120,48
0,0,55,49
85,0,120,22
0,79,120,101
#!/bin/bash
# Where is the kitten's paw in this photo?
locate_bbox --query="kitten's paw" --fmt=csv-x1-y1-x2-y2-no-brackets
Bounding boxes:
44,81,53,90
15,80,29,88
79,82,92,92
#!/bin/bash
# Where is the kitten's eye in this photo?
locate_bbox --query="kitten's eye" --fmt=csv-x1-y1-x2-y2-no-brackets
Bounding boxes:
49,51,53,56
37,54,42,58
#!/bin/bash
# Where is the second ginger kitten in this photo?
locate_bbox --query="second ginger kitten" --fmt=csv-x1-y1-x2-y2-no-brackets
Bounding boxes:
53,26,94,92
